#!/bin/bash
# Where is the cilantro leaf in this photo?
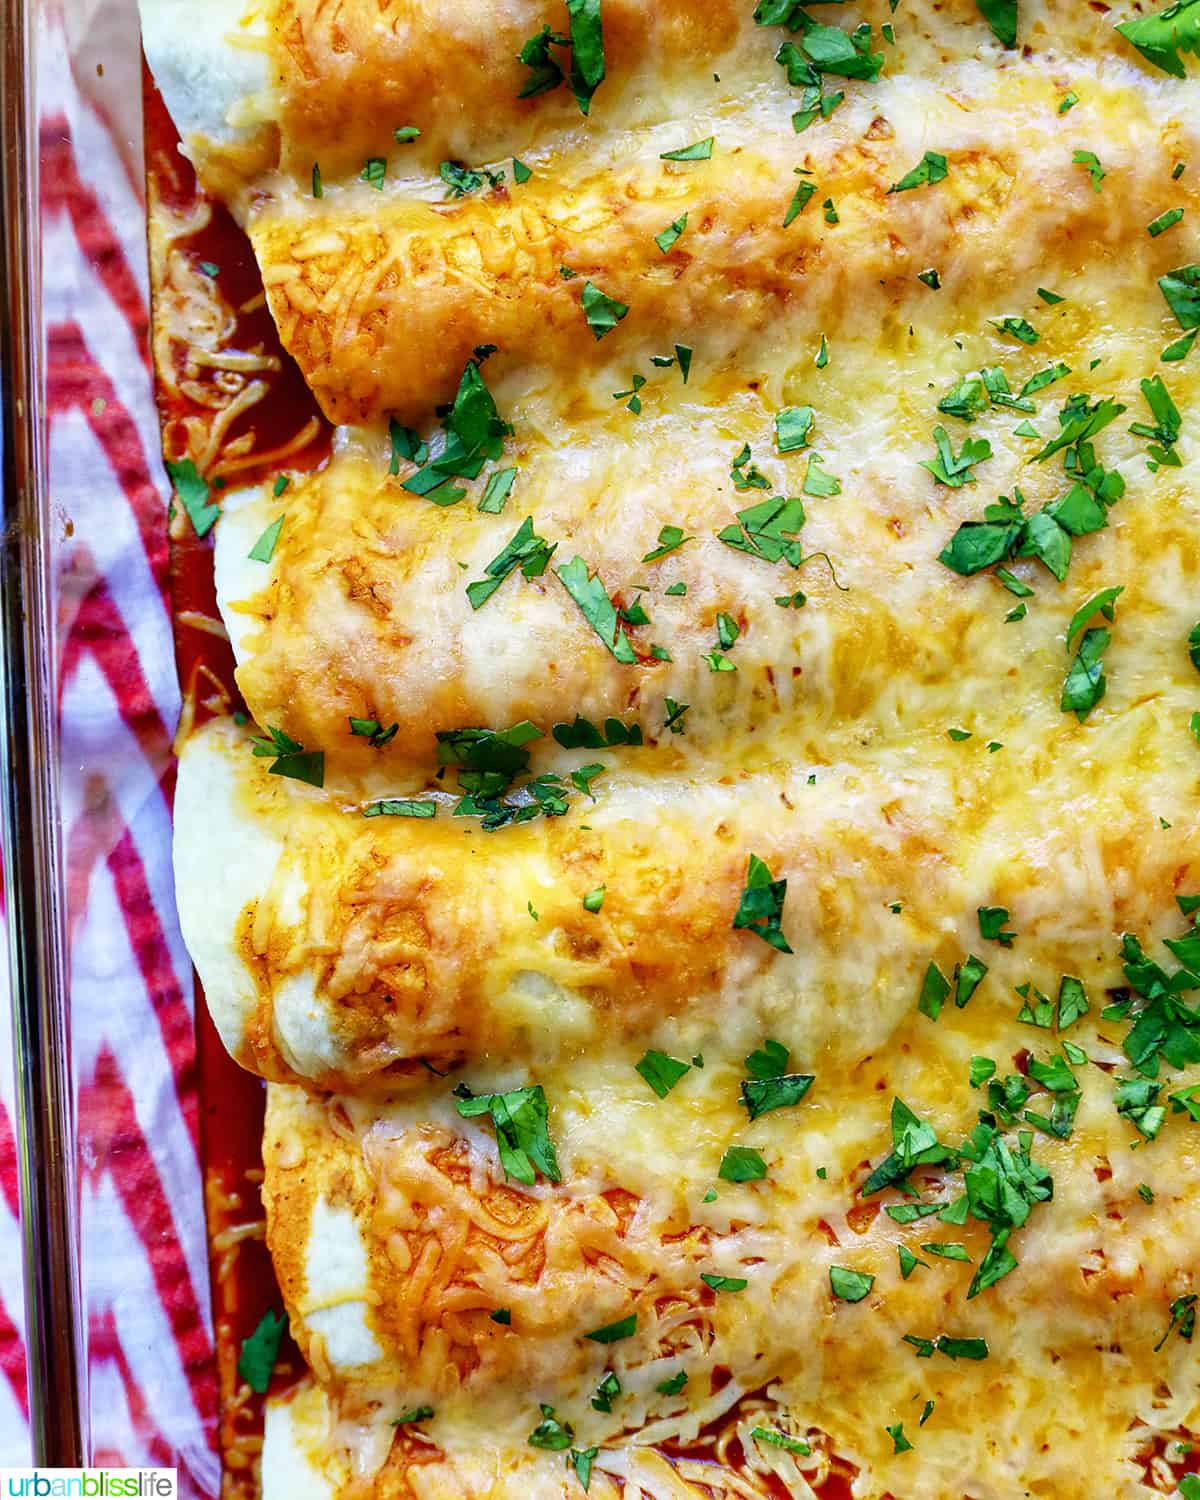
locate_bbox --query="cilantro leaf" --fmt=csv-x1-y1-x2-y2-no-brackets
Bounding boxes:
918,961,951,1020
585,1313,636,1344
467,517,556,609
750,1426,811,1456
829,1266,874,1302
1066,585,1123,651
1160,264,1200,328
402,360,512,495
741,1072,814,1120
776,405,815,452
636,1050,691,1098
991,315,1040,344
643,525,690,562
732,853,793,953
661,137,714,162
1061,627,1112,720
565,0,605,113
978,906,1016,946
920,426,992,487
248,515,284,563
166,459,220,538
888,150,948,193
363,798,436,819
717,495,807,566
555,556,638,661
861,1097,957,1196
719,1146,768,1182
1117,0,1200,77
745,1039,790,1079
250,725,324,787
580,281,629,339
975,0,1017,46
655,213,688,254
1073,149,1105,192
528,1404,574,1450
237,1309,286,1393
569,1447,598,1491
455,1083,562,1186
701,1273,748,1293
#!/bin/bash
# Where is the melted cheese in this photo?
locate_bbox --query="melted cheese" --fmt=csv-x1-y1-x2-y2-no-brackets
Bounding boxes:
149,0,1200,1493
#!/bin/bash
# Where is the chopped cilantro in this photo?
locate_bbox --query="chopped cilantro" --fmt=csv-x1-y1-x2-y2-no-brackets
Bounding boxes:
1160,264,1200,328
830,1266,875,1302
513,157,532,184
717,495,807,566
454,1083,561,1186
555,556,637,661
918,267,941,289
250,726,324,787
720,1146,768,1182
349,716,398,748
978,906,1016,946
1117,0,1200,77
402,360,512,496
657,1370,688,1395
918,961,951,1021
479,467,518,514
467,517,556,609
585,1314,636,1344
776,405,815,453
636,1050,691,1098
975,0,1017,45
991,315,1040,344
552,714,642,749
248,515,284,563
166,459,220,538
921,426,992,487
569,1447,598,1491
701,1273,748,1293
580,281,628,339
528,1405,574,1450
1149,206,1185,237
741,1070,815,1119
861,1097,957,1197
888,150,948,193
1062,626,1113,720
362,156,386,190
237,1310,286,1393
784,176,817,226
732,853,793,953
1073,149,1105,191
643,525,690,562
660,137,714,162
391,1406,434,1426
750,1426,811,1456
1155,1293,1198,1352
655,214,688,253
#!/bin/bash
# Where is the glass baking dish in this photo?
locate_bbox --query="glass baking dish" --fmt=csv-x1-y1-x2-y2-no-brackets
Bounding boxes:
0,0,220,1486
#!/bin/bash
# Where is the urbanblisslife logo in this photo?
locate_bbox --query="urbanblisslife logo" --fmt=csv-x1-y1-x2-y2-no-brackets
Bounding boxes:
1,1473,176,1498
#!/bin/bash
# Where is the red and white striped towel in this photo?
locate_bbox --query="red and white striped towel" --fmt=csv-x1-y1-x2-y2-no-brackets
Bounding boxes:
1,15,218,1492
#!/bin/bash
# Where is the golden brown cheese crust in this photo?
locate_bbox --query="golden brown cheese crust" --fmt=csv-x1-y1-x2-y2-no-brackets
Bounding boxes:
150,0,1200,1493
264,0,750,184
251,79,1193,426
